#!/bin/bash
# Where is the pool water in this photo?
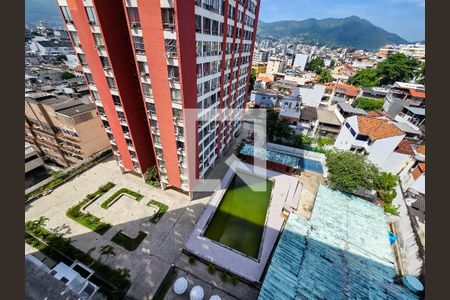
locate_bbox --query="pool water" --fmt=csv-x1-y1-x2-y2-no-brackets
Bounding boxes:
240,144,324,173
204,172,273,259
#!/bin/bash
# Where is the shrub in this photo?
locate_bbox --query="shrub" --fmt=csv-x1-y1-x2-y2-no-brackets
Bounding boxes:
207,263,216,274
384,203,400,216
148,200,169,223
220,272,228,282
188,256,196,265
230,276,238,286
101,188,144,209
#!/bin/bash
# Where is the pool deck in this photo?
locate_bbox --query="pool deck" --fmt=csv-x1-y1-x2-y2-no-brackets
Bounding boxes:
185,162,302,283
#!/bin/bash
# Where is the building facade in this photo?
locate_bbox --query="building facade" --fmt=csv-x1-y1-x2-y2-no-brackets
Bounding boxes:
25,93,110,167
56,0,260,194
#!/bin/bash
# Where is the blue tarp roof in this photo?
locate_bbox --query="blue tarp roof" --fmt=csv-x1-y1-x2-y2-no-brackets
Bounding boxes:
258,185,419,300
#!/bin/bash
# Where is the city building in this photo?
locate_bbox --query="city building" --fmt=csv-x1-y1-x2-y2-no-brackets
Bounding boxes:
292,84,326,108
292,53,309,71
383,82,425,117
334,102,367,123
377,43,425,61
250,89,278,108
326,82,361,105
297,106,318,135
279,95,301,126
29,38,75,58
25,93,110,167
252,50,269,63
25,142,44,173
266,56,286,74
251,62,267,75
334,113,407,172
56,0,260,195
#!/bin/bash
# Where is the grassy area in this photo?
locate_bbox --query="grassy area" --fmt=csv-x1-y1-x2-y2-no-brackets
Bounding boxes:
66,182,115,235
101,188,144,209
111,230,147,251
25,218,131,300
147,199,169,224
25,150,112,202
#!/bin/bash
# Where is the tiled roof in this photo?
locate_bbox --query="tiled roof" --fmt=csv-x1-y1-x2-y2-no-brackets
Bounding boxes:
416,144,425,155
395,140,415,156
326,83,360,97
357,116,404,140
256,75,272,83
409,89,425,99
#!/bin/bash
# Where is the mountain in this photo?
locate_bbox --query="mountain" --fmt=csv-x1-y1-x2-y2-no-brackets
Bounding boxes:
257,16,409,51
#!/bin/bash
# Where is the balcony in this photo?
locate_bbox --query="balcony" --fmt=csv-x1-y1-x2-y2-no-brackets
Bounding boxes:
162,23,176,31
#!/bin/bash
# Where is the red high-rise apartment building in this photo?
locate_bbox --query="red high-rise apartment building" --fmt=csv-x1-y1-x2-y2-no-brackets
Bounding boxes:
56,0,260,196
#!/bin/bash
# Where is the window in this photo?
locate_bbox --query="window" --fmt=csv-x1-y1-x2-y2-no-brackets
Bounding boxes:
132,36,145,53
127,7,141,28
171,89,181,101
93,33,104,47
196,41,202,56
60,6,72,23
85,73,94,85
164,39,177,55
106,77,116,89
146,102,155,112
161,8,175,29
196,64,202,78
195,15,202,33
138,61,149,75
168,66,179,80
77,53,87,67
142,83,152,98
100,56,110,70
203,17,211,34
112,95,121,106
212,20,219,35
85,7,97,25
69,31,80,45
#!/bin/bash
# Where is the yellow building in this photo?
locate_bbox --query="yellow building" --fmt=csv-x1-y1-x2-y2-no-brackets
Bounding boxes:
252,62,267,76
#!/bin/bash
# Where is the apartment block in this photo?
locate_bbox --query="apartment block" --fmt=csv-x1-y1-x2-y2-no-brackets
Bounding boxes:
25,93,110,167
56,0,260,194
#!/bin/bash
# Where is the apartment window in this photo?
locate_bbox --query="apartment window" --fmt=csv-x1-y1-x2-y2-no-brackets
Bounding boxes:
203,17,211,34
196,64,202,78
60,6,73,23
161,8,175,29
212,20,219,35
164,39,177,56
93,33,104,47
195,15,202,33
203,62,210,76
77,53,87,67
168,66,179,80
112,95,121,106
196,41,202,56
142,83,152,98
106,77,116,89
138,61,149,75
92,90,100,100
127,7,141,28
171,89,181,102
173,108,183,118
100,56,111,70
202,41,211,56
132,36,145,53
85,73,94,85
146,102,156,112
69,31,80,45
85,7,97,25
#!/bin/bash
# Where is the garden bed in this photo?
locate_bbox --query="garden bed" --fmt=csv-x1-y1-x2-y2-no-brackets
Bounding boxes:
111,230,147,251
25,218,131,300
66,182,115,235
147,200,168,224
101,188,144,209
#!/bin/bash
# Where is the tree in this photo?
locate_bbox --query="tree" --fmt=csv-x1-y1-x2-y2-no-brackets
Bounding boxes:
354,97,384,111
306,58,325,73
55,54,67,62
249,69,257,92
376,53,422,85
292,134,312,147
325,150,376,192
415,62,425,85
61,71,76,80
318,69,333,83
99,245,116,263
347,69,380,87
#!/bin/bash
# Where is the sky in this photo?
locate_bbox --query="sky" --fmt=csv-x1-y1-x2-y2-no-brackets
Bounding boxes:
259,0,425,42
25,0,425,42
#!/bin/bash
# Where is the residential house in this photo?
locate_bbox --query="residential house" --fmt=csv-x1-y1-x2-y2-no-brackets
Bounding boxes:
250,89,278,108
334,114,407,172
297,106,318,135
331,64,356,81
334,102,367,124
315,108,342,136
394,106,425,133
361,87,389,99
383,82,425,117
270,80,299,95
266,56,286,75
279,95,301,126
292,53,309,71
255,74,273,90
325,83,361,106
292,84,326,108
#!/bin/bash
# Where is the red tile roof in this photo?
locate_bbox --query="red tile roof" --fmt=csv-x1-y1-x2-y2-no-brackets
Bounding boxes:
357,116,404,140
409,89,425,99
395,140,415,156
326,83,360,97
416,144,425,155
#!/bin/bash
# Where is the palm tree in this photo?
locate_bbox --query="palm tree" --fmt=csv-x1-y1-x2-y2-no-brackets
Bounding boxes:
99,245,116,263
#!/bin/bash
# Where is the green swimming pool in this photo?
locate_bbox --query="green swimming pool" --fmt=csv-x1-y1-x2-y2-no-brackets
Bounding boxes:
204,172,273,259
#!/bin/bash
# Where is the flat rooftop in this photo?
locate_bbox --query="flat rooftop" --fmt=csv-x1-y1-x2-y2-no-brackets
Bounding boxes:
258,185,419,300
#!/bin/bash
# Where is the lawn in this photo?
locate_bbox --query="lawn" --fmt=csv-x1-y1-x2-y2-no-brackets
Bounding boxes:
66,182,115,235
147,199,169,224
101,188,144,209
111,230,147,251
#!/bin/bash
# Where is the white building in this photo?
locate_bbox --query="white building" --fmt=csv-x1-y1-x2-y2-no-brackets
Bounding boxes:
266,56,286,75
25,142,44,173
292,53,309,71
292,84,326,108
29,38,74,57
279,95,301,127
250,89,278,108
334,114,407,172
